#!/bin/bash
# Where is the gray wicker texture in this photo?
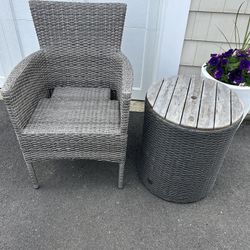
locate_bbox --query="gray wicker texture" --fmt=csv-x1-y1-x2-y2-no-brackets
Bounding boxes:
139,76,243,203
2,0,133,189
52,87,111,101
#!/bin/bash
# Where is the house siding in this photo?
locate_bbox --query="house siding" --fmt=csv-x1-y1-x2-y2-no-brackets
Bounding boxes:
179,0,250,76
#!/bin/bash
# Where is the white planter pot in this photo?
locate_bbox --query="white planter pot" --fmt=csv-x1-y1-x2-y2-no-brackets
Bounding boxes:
201,63,250,118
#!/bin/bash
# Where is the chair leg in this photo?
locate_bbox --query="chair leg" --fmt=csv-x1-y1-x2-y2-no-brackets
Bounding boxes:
26,162,39,189
118,161,125,189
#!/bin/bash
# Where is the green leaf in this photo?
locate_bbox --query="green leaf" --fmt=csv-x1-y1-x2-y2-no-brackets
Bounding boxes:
221,75,229,83
228,57,238,63
217,26,232,49
234,2,245,48
242,17,250,49
244,78,250,86
227,62,240,71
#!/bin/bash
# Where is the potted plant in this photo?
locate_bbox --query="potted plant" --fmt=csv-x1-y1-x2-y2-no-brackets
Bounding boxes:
201,3,250,117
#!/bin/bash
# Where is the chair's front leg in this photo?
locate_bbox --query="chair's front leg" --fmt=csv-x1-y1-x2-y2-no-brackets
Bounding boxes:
26,162,39,189
118,161,125,189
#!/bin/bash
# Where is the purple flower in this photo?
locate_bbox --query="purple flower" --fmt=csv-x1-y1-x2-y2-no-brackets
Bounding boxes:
247,48,250,55
221,58,228,65
236,50,247,58
239,59,250,70
214,68,223,79
210,53,217,57
208,57,219,66
222,49,234,57
229,69,244,85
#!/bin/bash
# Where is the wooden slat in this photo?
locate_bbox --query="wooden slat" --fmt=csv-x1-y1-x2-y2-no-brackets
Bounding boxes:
181,77,203,128
166,75,191,124
214,83,231,128
148,76,243,130
147,79,164,107
197,79,217,129
231,92,243,124
153,76,178,118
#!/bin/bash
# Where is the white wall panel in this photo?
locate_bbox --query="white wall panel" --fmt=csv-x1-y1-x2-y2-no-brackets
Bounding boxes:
87,0,149,28
0,57,5,76
146,0,160,30
12,0,32,20
0,0,23,87
156,0,191,80
122,28,146,89
0,48,6,85
141,30,158,84
0,23,14,75
17,20,39,56
123,0,149,28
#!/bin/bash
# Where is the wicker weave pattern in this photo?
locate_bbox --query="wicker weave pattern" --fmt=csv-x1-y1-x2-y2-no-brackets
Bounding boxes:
52,87,111,101
140,100,241,203
2,1,133,189
2,50,48,132
23,99,120,134
29,1,126,52
20,134,127,163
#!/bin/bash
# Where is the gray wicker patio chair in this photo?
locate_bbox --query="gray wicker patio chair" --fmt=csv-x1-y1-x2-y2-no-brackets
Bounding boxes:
1,0,133,189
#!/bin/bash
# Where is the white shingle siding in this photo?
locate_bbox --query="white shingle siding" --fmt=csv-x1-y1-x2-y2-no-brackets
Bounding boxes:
190,0,250,13
179,0,250,75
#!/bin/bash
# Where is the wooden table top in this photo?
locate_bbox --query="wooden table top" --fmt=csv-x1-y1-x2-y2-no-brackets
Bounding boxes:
147,76,243,130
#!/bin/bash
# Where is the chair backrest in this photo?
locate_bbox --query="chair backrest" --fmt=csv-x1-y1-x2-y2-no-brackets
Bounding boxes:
29,0,127,53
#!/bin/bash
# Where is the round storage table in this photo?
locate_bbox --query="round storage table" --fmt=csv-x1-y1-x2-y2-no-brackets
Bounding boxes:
139,76,243,203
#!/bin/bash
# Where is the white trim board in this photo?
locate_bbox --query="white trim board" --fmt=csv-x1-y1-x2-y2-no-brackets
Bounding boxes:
0,91,2,100
155,0,191,80
132,0,191,100
0,0,23,85
0,76,5,88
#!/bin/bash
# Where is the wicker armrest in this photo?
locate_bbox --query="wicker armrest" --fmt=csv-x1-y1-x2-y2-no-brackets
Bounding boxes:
119,53,133,96
115,52,133,133
2,50,48,132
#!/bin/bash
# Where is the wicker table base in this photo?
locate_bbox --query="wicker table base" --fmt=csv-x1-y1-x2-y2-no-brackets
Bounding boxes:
139,77,243,203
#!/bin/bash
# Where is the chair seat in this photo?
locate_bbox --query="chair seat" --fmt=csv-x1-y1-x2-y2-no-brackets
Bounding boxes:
52,86,110,100
23,98,120,135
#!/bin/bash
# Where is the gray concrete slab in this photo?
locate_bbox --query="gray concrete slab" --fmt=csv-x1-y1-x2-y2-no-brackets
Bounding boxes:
0,101,249,250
